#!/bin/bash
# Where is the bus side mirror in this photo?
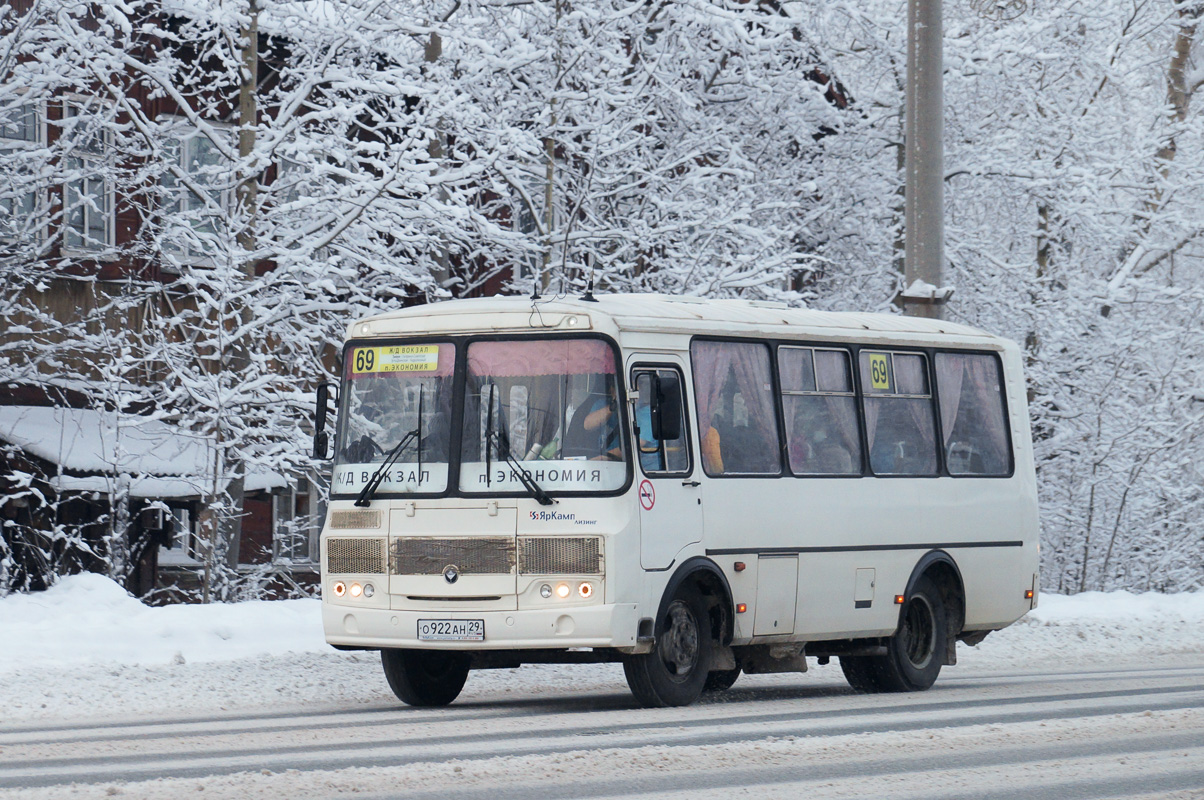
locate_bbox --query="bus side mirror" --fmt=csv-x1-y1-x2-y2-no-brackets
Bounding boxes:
651,373,683,441
313,382,333,459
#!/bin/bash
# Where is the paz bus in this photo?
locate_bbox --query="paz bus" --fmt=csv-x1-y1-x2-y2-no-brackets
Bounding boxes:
312,294,1039,708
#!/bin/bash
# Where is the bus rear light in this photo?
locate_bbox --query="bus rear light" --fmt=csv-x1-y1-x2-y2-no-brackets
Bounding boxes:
332,581,347,597
894,595,906,605
736,603,747,614
578,582,593,599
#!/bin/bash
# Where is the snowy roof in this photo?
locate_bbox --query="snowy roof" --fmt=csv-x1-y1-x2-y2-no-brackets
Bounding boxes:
353,293,999,341
0,406,287,499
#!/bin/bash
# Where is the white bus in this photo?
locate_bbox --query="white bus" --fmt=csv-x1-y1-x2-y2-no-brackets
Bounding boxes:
312,294,1039,708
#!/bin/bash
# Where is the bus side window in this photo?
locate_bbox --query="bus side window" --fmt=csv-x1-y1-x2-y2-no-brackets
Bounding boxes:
778,347,861,476
634,369,690,475
934,353,1011,476
690,341,781,476
860,351,938,476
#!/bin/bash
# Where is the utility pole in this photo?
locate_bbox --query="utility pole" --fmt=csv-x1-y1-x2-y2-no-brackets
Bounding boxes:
425,30,452,292
901,0,950,318
223,0,260,577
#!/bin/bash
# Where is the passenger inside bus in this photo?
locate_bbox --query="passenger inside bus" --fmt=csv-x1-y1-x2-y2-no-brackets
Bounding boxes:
785,399,856,474
562,377,622,461
692,340,779,476
707,377,776,474
634,403,662,471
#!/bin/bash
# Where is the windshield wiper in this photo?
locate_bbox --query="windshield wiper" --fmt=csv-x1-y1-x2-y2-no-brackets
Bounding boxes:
496,426,555,506
485,384,494,486
482,384,553,505
354,391,424,508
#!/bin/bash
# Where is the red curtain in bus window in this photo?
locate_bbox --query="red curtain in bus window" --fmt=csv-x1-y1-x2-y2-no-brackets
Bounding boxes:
467,339,616,377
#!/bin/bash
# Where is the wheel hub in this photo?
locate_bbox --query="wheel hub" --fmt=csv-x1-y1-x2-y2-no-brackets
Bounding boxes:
660,600,700,678
902,595,936,669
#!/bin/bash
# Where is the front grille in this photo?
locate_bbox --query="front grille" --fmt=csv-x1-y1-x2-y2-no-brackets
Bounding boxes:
330,509,381,529
327,537,385,574
519,536,603,575
390,537,515,575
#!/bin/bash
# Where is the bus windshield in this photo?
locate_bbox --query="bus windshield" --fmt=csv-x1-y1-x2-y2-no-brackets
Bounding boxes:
332,342,455,495
459,337,627,494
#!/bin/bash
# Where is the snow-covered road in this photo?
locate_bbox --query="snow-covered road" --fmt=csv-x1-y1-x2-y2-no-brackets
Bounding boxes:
1,576,1202,798
1,659,1202,799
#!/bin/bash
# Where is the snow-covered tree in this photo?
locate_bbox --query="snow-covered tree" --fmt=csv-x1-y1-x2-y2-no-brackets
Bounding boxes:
811,0,1204,591
4,0,1202,597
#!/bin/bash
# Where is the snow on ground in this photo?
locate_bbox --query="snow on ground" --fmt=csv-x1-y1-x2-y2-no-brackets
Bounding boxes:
1,575,1202,724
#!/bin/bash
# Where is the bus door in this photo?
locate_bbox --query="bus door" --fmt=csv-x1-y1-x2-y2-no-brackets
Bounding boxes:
629,361,702,570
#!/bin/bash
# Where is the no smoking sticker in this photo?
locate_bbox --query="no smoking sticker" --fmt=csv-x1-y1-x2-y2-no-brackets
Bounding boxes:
639,479,656,510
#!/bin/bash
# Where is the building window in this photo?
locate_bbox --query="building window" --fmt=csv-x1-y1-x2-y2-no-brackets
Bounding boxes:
0,103,42,241
158,507,206,566
273,156,331,262
62,99,114,251
274,477,320,563
160,123,232,263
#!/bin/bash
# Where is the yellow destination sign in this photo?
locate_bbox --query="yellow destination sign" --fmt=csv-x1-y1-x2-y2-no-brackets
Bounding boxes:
351,345,440,375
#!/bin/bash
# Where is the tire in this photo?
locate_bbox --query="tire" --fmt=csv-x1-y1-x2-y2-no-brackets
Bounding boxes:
381,648,471,707
839,574,947,693
624,590,713,707
703,666,741,692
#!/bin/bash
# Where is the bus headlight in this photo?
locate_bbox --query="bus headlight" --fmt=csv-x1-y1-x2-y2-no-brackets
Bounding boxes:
555,583,571,599
350,583,363,598
363,583,375,598
540,584,553,598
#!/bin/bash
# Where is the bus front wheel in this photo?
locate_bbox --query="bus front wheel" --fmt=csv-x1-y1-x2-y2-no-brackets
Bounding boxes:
624,590,713,707
381,648,471,707
840,574,947,693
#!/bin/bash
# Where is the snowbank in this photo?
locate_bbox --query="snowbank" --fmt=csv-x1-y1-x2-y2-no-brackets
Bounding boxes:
0,575,1201,723
957,588,1204,669
0,573,326,673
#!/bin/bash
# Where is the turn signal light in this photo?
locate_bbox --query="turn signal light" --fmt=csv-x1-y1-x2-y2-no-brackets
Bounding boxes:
1025,589,1034,599
894,595,906,605
736,603,747,614
578,582,594,599
332,581,347,597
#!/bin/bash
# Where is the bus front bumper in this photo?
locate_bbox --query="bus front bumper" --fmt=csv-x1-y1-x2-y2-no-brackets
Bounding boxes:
323,602,641,651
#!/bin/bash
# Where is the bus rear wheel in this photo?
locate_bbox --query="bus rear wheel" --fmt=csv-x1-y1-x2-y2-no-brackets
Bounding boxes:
381,649,471,707
840,574,947,693
624,590,713,707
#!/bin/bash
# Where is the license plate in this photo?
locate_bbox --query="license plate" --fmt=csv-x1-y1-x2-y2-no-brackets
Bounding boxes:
417,619,485,641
